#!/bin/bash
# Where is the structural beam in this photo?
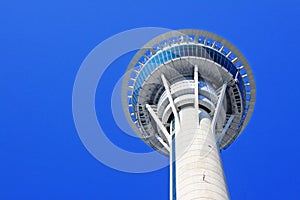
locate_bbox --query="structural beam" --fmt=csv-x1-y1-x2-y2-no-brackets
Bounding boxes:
161,74,180,132
211,84,227,131
146,103,173,199
145,104,171,144
217,115,235,146
155,134,170,152
194,65,199,124
169,136,173,200
194,65,199,109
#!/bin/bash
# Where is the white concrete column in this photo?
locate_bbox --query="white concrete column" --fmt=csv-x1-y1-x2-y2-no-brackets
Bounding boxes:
175,106,230,200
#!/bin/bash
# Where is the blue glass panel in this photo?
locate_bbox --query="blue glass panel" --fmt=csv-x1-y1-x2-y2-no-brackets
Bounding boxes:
131,44,248,110
165,50,170,61
176,45,181,57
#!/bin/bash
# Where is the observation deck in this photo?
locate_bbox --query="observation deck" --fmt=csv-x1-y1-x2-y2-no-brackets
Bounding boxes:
122,29,256,155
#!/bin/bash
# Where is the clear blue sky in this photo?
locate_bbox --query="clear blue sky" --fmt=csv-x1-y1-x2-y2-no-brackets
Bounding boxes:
1,0,300,199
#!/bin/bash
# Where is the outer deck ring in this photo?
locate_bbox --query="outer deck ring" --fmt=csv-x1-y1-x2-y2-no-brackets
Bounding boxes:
122,29,256,150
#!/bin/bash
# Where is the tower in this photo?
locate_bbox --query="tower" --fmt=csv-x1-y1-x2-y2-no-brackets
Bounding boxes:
122,29,256,200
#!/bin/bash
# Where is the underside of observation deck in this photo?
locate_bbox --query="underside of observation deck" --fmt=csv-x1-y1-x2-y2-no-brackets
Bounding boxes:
122,29,256,155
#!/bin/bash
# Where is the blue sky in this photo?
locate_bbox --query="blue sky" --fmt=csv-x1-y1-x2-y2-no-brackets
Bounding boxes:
1,0,300,199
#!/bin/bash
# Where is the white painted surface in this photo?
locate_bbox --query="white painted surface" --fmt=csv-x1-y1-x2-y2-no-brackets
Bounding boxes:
175,107,230,200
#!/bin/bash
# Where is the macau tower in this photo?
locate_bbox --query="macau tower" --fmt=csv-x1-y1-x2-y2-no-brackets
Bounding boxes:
122,29,256,200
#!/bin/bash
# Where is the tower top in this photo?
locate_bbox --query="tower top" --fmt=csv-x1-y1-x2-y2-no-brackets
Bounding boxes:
122,29,256,154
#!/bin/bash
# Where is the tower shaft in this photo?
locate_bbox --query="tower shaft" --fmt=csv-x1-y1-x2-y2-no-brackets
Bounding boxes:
174,107,229,199
123,29,256,200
